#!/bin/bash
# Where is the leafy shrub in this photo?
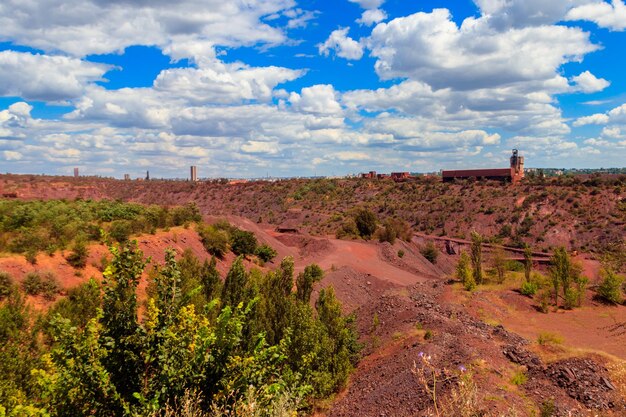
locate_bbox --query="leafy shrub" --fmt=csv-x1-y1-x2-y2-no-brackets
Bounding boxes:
108,220,132,243
65,238,89,269
336,218,359,239
197,224,229,258
255,244,277,263
22,272,43,296
0,271,14,300
22,272,60,300
378,218,411,244
420,242,439,264
354,208,377,239
231,230,257,256
45,278,100,329
397,249,405,258
597,269,624,304
520,281,538,297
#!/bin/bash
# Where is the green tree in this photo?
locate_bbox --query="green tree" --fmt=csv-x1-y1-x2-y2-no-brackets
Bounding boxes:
221,256,249,308
523,246,533,282
354,209,377,239
200,257,222,303
457,252,475,291
470,232,483,285
549,247,585,309
492,248,507,284
100,241,147,402
597,269,624,304
296,264,323,304
315,287,360,395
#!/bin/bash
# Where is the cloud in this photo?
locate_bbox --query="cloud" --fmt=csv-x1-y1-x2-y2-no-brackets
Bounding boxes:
367,9,598,90
0,51,110,101
0,0,295,57
573,113,610,126
154,60,304,105
2,150,22,160
357,9,387,26
349,0,385,9
571,70,610,93
566,0,626,31
608,103,626,122
474,0,590,29
318,28,364,60
289,85,343,115
241,140,280,154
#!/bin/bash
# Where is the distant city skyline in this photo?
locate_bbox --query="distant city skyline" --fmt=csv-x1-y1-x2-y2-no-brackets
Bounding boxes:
1,0,626,178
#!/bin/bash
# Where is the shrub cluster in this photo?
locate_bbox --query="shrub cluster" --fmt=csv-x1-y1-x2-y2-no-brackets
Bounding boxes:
197,220,277,263
0,242,359,416
0,199,201,256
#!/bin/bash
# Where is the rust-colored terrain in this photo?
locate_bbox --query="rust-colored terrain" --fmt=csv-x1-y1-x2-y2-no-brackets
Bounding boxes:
1,174,626,416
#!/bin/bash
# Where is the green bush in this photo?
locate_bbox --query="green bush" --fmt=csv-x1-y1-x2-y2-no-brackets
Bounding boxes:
21,272,60,300
0,271,14,300
354,209,377,239
420,242,439,264
255,244,277,263
65,239,89,269
231,230,257,256
597,269,624,304
520,280,538,297
109,220,132,243
197,224,230,258
22,272,43,296
397,249,405,258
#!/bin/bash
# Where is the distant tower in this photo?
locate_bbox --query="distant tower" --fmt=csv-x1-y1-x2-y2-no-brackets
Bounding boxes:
146,171,150,181
73,167,79,178
124,174,130,181
510,149,525,183
190,165,198,182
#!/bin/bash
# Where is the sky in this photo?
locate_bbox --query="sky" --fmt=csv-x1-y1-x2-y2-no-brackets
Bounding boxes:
1,0,626,178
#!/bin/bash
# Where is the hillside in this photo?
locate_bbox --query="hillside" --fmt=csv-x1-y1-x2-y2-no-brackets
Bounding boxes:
2,174,624,256
1,176,626,416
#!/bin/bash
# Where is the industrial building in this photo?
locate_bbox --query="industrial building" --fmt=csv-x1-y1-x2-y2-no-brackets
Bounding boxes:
442,149,525,183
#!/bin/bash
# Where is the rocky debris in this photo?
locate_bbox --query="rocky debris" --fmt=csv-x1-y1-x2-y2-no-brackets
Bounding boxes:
546,357,625,410
502,344,544,371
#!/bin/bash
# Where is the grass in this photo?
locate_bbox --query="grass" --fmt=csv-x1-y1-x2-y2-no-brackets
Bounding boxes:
510,369,527,386
536,331,564,346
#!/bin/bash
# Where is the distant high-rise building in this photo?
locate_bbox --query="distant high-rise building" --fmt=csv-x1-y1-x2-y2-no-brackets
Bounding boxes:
190,165,198,182
73,167,79,178
124,174,130,181
146,171,150,181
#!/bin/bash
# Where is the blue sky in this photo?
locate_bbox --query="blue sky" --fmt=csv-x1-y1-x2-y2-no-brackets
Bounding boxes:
1,0,626,178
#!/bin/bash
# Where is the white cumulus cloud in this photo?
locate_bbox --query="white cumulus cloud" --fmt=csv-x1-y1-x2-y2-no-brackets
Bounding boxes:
566,0,626,31
571,71,610,93
0,51,110,101
318,28,364,60
357,9,387,26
